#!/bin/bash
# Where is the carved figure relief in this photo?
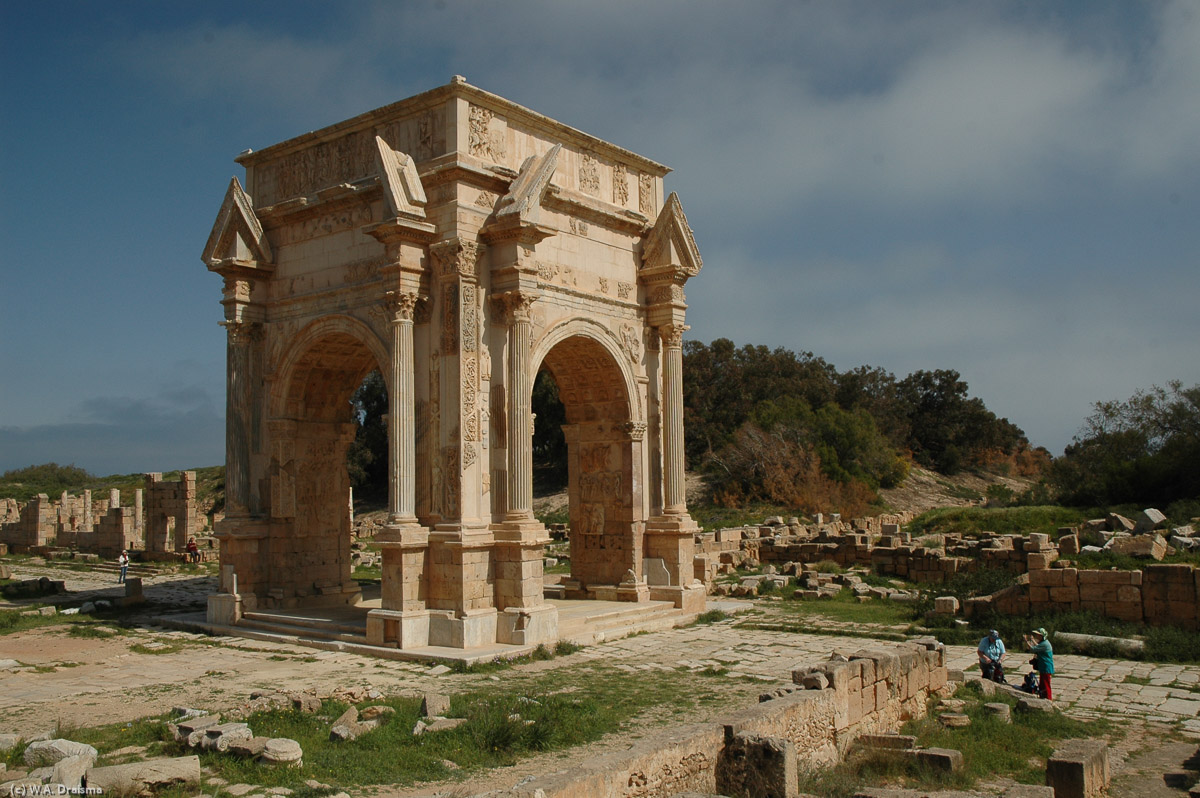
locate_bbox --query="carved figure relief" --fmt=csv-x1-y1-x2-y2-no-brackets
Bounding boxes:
441,285,458,352
580,472,622,503
262,130,376,206
579,503,605,535
441,446,460,517
462,443,477,468
613,163,629,205
468,104,506,163
480,346,492,381
276,205,374,247
580,444,611,472
651,284,685,304
617,282,633,300
598,277,609,295
417,112,435,160
579,153,601,196
619,323,643,364
475,190,497,208
537,261,559,282
480,406,489,449
638,173,655,217
568,218,589,236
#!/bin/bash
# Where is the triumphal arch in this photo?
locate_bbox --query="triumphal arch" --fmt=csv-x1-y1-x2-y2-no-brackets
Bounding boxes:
202,77,705,651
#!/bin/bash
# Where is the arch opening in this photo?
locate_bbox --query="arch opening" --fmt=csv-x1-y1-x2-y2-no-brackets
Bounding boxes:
536,335,645,595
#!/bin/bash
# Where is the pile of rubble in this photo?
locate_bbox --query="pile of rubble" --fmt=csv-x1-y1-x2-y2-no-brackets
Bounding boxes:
1069,508,1197,561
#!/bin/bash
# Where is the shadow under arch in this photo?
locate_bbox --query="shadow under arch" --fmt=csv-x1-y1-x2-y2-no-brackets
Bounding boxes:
531,318,652,596
258,313,389,609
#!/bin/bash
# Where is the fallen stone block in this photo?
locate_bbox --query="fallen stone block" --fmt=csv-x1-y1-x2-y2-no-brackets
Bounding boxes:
984,702,1012,722
86,755,201,794
938,713,971,728
50,754,93,790
291,694,322,713
201,722,252,752
226,736,270,758
933,596,959,615
421,692,451,718
909,747,964,772
1136,508,1167,532
23,739,98,768
259,738,303,767
1046,739,1109,798
1003,785,1056,798
856,734,917,751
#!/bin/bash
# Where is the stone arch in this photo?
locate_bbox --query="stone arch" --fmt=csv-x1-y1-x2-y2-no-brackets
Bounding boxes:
531,317,643,424
271,315,390,421
532,320,649,596
259,314,388,609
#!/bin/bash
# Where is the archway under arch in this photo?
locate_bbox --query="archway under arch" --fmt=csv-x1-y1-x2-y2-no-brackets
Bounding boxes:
536,333,652,600
258,322,386,609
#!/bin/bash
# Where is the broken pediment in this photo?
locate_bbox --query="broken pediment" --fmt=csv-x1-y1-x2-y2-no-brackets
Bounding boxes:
495,143,561,225
640,192,702,278
374,136,427,220
202,177,274,269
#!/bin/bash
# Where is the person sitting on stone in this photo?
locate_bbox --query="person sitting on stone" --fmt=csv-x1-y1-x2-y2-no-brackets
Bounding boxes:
1023,627,1055,700
186,537,199,563
977,629,1006,683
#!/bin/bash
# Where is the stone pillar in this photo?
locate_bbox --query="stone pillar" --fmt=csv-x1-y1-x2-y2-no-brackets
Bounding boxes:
369,289,432,650
659,323,688,514
502,290,537,522
221,319,257,516
109,489,119,509
133,488,144,541
385,290,420,525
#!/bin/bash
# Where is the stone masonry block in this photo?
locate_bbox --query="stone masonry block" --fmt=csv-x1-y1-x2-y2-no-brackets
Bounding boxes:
1046,739,1109,798
717,732,798,798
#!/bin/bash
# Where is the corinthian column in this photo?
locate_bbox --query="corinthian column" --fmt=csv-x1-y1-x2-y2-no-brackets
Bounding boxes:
503,290,537,521
659,323,689,514
385,290,420,525
220,318,258,516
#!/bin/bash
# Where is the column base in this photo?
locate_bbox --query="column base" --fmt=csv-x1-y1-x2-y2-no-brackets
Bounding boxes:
428,607,498,648
650,583,707,613
496,604,559,645
207,593,244,625
617,579,652,603
366,608,430,648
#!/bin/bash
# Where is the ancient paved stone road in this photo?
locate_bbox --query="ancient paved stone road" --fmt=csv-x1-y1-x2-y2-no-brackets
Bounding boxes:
2,560,1199,740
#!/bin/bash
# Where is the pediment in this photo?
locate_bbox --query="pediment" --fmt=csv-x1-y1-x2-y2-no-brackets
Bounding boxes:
202,177,273,268
374,136,427,219
640,192,701,277
495,143,561,225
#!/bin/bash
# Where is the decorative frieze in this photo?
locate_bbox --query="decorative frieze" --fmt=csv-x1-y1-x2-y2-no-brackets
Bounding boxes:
579,153,601,197
619,323,643,364
639,173,655,216
468,104,506,163
613,163,629,206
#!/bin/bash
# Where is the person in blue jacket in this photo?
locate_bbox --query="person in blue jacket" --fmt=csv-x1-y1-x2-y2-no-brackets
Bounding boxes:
977,629,1006,683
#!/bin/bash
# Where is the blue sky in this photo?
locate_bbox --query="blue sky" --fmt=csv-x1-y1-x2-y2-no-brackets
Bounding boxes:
2,1,1197,476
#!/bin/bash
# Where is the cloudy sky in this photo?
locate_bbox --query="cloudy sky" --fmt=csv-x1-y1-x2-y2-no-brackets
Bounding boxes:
2,0,1197,476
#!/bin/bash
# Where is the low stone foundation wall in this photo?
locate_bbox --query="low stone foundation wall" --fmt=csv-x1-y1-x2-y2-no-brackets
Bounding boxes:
478,640,947,798
977,563,1200,630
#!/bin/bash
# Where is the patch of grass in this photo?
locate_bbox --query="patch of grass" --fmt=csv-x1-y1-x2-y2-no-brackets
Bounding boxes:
552,640,583,656
67,623,122,638
691,609,731,625
689,503,800,532
0,606,66,635
908,506,1088,539
799,688,1110,797
129,642,183,656
545,560,572,575
1122,674,1151,685
808,560,844,574
775,587,916,627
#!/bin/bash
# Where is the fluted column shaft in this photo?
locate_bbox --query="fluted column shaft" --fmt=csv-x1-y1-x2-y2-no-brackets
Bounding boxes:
222,320,255,515
660,323,688,514
505,292,536,520
386,291,419,524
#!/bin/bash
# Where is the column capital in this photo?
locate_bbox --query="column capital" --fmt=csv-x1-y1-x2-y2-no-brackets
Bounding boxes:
657,323,689,349
496,289,538,325
431,237,484,282
383,290,421,323
219,320,263,345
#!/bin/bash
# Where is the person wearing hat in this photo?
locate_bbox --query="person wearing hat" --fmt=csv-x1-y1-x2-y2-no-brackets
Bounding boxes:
977,629,1006,683
1023,627,1055,700
117,550,129,584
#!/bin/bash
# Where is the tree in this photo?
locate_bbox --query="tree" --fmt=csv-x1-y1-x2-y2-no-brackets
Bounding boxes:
1051,381,1200,507
345,370,388,498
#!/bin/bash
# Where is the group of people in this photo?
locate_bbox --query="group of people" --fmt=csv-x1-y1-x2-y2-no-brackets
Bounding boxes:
976,627,1055,700
115,538,202,584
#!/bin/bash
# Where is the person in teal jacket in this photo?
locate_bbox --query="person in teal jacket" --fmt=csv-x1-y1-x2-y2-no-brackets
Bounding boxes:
1023,627,1055,700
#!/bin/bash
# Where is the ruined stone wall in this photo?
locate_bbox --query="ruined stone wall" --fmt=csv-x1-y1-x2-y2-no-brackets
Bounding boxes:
481,641,947,798
986,563,1200,630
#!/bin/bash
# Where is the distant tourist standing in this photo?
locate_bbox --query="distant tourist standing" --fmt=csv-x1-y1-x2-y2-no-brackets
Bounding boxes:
1023,627,1055,700
117,550,129,584
977,629,1006,683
